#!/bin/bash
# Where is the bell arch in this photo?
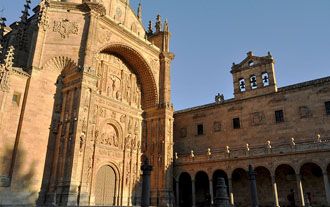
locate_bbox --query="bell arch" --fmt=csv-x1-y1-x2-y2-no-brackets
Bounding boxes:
97,43,158,109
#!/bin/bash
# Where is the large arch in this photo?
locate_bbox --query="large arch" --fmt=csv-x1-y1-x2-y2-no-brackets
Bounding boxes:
300,162,326,206
212,169,229,203
275,164,298,206
195,171,210,207
98,43,158,109
232,168,250,206
255,166,273,206
178,172,192,207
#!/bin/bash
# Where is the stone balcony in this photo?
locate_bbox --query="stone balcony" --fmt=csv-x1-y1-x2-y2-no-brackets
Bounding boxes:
174,136,330,165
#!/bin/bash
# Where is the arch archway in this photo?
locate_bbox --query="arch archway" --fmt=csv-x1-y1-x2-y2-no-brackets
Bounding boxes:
212,169,228,203
95,165,117,205
232,168,250,206
195,171,210,207
178,172,192,207
255,166,272,206
300,162,326,206
275,164,297,206
98,44,158,109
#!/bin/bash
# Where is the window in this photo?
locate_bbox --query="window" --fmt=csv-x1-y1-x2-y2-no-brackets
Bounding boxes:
275,110,284,123
250,75,257,89
233,118,240,129
12,92,21,106
239,78,246,92
197,124,204,135
213,121,221,132
325,101,330,115
262,72,270,86
248,60,254,67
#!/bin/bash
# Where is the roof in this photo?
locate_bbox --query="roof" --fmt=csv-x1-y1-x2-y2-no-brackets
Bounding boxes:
174,75,330,115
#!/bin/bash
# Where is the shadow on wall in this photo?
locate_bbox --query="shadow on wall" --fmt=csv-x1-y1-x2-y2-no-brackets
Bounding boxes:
0,145,37,205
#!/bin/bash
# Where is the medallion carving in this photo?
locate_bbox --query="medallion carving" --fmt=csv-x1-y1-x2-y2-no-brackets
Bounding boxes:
53,19,79,39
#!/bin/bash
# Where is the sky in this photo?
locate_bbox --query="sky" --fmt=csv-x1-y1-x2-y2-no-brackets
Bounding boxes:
1,0,330,110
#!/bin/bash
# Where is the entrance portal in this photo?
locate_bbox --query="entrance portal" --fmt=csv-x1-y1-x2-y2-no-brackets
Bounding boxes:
95,165,117,205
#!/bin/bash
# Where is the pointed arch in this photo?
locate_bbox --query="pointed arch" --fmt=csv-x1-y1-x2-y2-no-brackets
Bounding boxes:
97,43,158,109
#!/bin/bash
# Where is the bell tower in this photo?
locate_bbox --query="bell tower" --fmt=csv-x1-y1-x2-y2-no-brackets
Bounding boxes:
231,51,277,100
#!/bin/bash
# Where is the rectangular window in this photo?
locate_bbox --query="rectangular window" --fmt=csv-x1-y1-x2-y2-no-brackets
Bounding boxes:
12,92,21,106
233,118,240,129
197,124,204,135
275,110,284,123
325,101,330,115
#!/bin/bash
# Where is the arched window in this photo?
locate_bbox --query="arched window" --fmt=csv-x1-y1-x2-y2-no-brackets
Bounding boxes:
239,78,246,92
250,75,257,89
262,72,270,86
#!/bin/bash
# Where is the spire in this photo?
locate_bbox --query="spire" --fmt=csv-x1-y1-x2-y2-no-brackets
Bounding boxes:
163,18,169,32
147,20,153,35
0,17,6,43
20,0,31,25
155,14,162,33
137,2,142,21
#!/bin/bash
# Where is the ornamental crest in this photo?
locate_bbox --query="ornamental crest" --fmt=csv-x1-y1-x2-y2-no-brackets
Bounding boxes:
53,19,79,39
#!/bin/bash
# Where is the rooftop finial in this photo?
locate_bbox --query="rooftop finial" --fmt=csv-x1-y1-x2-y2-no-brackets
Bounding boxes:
20,0,31,25
137,2,142,21
247,51,253,57
155,14,162,33
147,20,153,35
163,18,169,32
0,17,6,43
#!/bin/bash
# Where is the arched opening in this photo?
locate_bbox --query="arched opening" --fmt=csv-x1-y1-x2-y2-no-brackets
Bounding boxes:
300,162,326,206
179,172,192,207
255,166,272,206
95,165,117,206
195,171,210,207
99,44,158,109
212,169,228,202
232,168,250,206
275,164,297,206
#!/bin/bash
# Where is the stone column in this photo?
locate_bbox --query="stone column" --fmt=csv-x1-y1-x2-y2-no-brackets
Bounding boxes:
141,159,153,207
296,174,305,207
228,177,234,206
175,180,180,206
209,179,214,205
322,171,330,205
248,165,259,207
192,179,196,207
271,175,280,207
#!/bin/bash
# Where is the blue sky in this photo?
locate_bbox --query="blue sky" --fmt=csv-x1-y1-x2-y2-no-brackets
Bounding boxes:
2,0,330,110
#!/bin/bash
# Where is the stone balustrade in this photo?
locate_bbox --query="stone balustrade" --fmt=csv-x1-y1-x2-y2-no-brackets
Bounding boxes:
175,136,330,164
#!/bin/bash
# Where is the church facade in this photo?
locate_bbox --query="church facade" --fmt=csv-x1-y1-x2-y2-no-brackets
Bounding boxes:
0,1,330,207
0,0,174,206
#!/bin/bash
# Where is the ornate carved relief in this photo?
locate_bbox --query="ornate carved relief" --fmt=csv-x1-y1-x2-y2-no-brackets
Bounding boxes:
37,0,50,31
99,123,119,147
53,19,79,39
299,106,312,118
96,54,142,109
43,56,77,72
251,112,265,126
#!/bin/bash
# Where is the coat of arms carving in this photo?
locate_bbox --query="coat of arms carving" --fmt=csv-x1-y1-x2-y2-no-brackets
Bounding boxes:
53,19,79,39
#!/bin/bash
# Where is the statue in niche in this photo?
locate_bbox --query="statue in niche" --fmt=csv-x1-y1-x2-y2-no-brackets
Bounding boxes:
100,123,118,147
125,134,131,149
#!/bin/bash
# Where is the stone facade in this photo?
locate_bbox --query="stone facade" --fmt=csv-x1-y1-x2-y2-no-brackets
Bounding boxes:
1,1,330,207
173,52,330,207
0,0,174,206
